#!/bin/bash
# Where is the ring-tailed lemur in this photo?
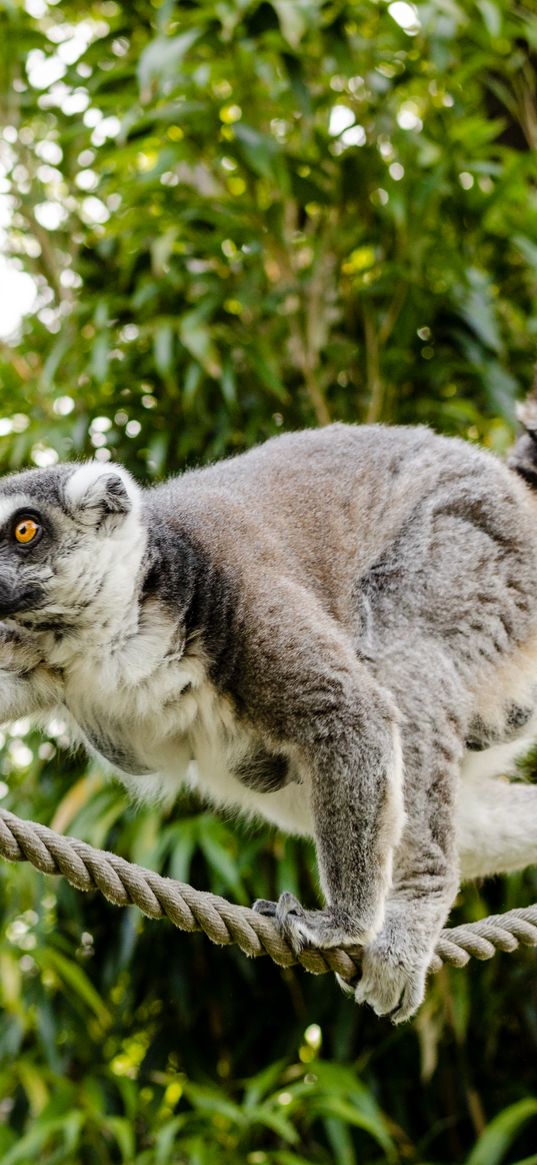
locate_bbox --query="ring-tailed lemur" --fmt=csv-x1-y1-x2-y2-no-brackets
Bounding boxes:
1,421,537,1022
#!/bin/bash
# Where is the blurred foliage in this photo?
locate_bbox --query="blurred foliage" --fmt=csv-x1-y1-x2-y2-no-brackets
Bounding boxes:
0,0,537,1162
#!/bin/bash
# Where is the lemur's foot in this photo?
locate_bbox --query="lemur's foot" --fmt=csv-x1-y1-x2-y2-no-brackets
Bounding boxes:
253,892,379,956
340,914,433,1023
354,949,427,1024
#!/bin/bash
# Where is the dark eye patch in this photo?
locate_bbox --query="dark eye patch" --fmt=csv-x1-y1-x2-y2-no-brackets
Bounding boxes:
3,508,47,551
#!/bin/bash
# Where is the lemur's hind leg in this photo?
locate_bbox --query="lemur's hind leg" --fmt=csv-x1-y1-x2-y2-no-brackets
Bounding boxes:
457,772,537,879
351,641,466,1023
355,718,462,1022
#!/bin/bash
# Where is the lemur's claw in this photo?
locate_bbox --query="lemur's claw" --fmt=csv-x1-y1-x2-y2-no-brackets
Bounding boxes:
253,893,376,957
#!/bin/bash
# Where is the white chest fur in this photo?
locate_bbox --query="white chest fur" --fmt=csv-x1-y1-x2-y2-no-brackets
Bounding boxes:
50,600,313,838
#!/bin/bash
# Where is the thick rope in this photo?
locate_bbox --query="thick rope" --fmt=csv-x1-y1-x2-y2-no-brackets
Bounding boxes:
0,808,536,980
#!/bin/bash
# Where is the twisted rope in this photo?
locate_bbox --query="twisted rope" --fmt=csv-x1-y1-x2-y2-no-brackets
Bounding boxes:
0,808,536,979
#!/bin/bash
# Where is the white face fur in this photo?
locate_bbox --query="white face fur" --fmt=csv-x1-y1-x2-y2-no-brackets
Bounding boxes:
0,462,146,631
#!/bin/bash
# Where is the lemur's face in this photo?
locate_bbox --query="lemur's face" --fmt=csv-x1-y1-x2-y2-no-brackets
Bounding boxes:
0,463,142,624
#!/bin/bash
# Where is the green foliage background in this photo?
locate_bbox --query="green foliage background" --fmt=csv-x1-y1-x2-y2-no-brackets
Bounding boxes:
0,0,537,1161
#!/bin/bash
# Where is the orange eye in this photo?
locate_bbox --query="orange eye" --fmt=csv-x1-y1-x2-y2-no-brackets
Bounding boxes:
14,518,40,545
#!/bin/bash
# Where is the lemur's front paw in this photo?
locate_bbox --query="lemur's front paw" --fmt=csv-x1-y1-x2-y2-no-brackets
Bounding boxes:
348,928,430,1023
253,892,379,956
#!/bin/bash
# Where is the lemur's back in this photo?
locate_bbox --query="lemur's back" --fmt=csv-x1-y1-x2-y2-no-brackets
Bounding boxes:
146,423,537,654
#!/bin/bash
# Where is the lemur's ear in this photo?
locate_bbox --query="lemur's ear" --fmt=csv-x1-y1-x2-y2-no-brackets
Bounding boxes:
516,398,537,444
508,374,537,490
66,463,139,528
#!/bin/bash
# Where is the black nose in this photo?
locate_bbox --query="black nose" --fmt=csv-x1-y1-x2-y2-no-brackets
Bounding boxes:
0,581,44,617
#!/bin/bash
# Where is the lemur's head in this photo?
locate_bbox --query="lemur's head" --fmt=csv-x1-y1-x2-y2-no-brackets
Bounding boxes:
0,461,143,624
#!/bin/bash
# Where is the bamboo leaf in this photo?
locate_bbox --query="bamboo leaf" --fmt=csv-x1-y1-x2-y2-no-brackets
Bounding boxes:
466,1100,537,1165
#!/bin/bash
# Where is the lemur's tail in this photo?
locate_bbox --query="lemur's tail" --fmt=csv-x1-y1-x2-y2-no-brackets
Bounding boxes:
507,372,537,491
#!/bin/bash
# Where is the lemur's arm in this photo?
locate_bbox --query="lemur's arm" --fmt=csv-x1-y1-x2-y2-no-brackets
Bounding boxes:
234,583,405,949
0,626,63,723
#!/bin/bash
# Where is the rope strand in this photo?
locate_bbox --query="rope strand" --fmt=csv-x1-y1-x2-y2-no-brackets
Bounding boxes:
1,808,536,980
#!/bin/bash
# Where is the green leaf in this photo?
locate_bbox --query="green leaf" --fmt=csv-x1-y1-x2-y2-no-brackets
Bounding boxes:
233,123,281,181
101,1115,136,1162
35,948,111,1026
476,0,502,38
459,269,502,353
322,1114,357,1165
164,819,198,884
182,360,204,406
243,1058,289,1107
90,333,110,383
1,1113,84,1165
138,29,202,99
513,234,537,270
270,0,321,48
246,1103,300,1144
312,1096,396,1158
466,1100,537,1165
197,819,248,902
249,347,289,402
41,334,70,389
220,358,237,406
153,322,174,378
184,1081,246,1126
179,312,221,378
146,431,170,476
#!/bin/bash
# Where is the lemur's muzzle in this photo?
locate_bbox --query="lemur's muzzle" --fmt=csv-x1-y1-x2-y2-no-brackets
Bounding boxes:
0,579,44,617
